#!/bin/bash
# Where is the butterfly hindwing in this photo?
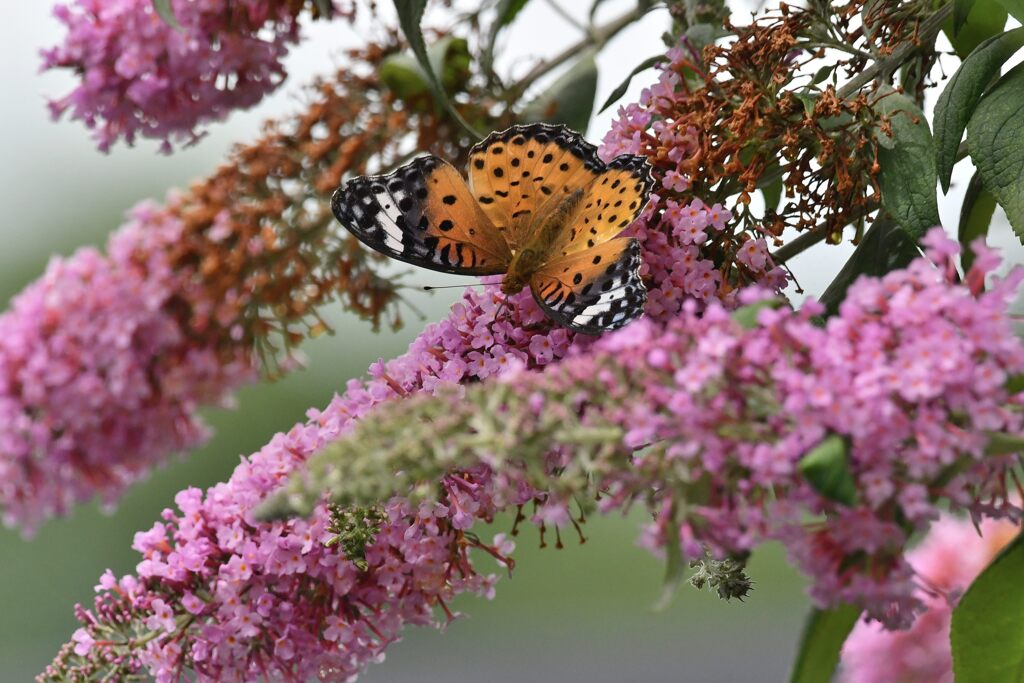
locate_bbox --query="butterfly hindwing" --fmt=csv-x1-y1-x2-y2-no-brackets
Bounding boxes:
467,124,604,249
332,155,511,275
530,238,647,334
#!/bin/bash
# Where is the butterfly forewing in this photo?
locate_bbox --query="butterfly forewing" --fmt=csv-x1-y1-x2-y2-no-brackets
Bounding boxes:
556,154,654,257
467,124,604,249
332,156,511,275
530,238,647,334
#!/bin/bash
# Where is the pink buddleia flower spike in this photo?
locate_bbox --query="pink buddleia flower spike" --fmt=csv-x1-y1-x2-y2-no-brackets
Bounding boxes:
41,0,357,151
267,230,1024,630
0,203,256,533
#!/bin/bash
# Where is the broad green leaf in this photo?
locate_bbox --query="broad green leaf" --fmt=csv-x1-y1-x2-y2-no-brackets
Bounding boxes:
967,64,1024,244
934,27,1024,191
818,219,920,316
788,604,861,683
944,0,1008,58
954,0,976,36
798,435,857,506
993,0,1024,22
152,0,184,30
598,54,663,113
951,531,1024,683
1008,374,1024,393
393,0,481,138
959,171,998,271
521,53,599,133
874,88,940,239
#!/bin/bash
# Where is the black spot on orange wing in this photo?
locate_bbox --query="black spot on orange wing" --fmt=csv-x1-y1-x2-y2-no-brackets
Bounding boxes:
467,124,604,250
551,153,654,259
333,155,511,276
530,238,646,334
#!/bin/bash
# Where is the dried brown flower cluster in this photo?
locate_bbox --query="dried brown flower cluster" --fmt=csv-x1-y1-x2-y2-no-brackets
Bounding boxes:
661,1,934,243
161,41,511,369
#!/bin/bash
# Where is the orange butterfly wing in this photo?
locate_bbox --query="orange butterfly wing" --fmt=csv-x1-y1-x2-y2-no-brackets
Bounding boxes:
557,155,653,257
332,156,511,275
530,238,647,334
467,124,603,250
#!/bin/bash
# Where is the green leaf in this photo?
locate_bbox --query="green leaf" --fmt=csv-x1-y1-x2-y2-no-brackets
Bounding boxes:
874,88,940,239
379,53,430,100
934,27,1024,192
794,92,817,118
967,63,1024,245
944,0,1008,58
810,64,836,86
521,53,599,133
959,171,998,271
393,0,482,138
951,531,1024,683
954,0,976,36
428,36,471,93
1007,374,1024,394
731,299,785,330
993,0,1024,22
152,0,184,31
799,435,857,506
818,218,921,316
788,604,861,683
598,54,664,114
761,178,783,211
984,432,1024,455
379,37,471,103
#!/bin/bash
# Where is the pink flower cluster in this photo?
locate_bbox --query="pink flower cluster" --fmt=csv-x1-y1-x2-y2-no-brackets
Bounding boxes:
596,231,1023,626
42,287,572,682
840,514,1020,683
41,0,341,151
274,229,1024,629
600,45,788,315
0,202,254,532
49,228,1024,681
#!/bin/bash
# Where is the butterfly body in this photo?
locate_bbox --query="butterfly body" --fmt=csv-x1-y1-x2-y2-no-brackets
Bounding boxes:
332,124,653,333
501,187,586,296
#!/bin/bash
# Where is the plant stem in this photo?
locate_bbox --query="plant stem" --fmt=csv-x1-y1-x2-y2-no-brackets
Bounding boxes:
771,222,835,263
508,3,647,98
542,0,589,34
836,2,953,99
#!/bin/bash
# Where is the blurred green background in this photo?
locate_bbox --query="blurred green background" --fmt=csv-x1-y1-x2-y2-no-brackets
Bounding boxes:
1,2,1020,681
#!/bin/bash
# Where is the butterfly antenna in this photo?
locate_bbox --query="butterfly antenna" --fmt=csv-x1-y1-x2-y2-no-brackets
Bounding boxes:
422,283,479,291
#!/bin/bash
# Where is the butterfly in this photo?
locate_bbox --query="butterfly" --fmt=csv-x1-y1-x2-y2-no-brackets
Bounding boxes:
331,123,653,334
